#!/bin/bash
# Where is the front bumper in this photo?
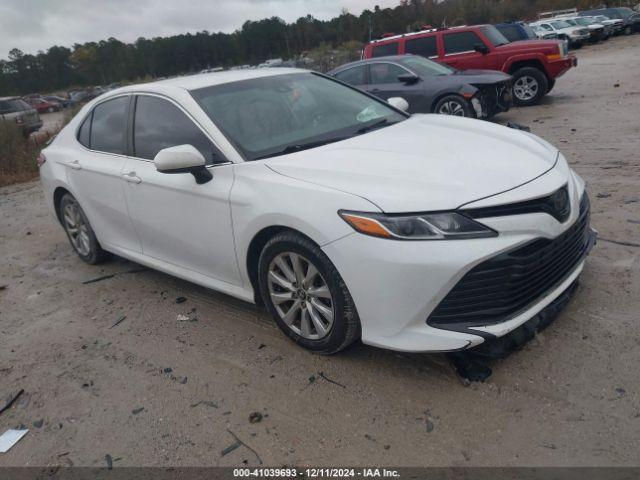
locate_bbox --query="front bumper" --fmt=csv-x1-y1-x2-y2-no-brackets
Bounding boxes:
546,56,577,79
322,165,593,353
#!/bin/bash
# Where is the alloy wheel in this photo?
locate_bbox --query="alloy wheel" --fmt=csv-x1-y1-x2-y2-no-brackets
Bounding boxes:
62,200,91,256
514,76,539,101
267,252,334,340
438,101,466,116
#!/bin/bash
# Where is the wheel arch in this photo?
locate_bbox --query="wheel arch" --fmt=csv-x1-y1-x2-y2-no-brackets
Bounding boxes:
53,186,72,225
429,91,469,113
508,59,550,83
246,225,323,305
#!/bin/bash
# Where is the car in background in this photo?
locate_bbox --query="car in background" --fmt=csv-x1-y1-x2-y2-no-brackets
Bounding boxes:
562,16,609,41
43,95,75,108
580,8,640,35
530,24,560,40
329,55,512,119
24,96,63,113
529,19,591,48
362,25,576,106
495,22,540,42
592,15,624,35
0,96,42,135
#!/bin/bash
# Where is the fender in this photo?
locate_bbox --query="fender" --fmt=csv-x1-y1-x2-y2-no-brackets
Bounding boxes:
501,52,550,76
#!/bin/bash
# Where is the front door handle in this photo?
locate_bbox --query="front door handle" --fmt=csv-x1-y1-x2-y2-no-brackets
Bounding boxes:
122,171,142,184
66,160,82,170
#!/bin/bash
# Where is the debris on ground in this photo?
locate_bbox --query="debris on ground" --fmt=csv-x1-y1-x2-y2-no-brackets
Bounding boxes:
221,440,241,456
596,192,611,198
506,122,531,132
318,371,346,388
0,429,29,453
163,367,172,374
258,343,266,349
82,268,147,285
447,353,493,384
191,400,218,408
599,237,640,248
105,454,113,470
225,429,262,464
32,419,44,428
0,285,6,291
0,389,24,417
614,83,620,87
627,219,640,225
175,296,187,304
132,407,144,415
109,315,127,329
624,197,639,204
249,412,263,423
177,313,189,322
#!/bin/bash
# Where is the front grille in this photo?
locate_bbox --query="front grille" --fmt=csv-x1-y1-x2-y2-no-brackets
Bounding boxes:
464,185,570,223
428,193,591,327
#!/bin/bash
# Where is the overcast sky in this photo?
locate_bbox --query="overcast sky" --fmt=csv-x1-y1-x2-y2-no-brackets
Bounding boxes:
0,0,400,59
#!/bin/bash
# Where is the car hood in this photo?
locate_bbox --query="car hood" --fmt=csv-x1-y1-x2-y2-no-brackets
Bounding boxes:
450,70,512,84
496,39,561,53
266,115,559,213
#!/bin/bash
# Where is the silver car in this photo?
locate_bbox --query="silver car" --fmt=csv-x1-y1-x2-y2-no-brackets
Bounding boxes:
0,96,42,135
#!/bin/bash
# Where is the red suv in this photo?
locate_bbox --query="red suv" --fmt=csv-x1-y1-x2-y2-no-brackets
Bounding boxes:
362,25,577,106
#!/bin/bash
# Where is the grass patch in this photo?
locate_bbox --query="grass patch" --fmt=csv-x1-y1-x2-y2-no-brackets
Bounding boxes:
0,122,47,187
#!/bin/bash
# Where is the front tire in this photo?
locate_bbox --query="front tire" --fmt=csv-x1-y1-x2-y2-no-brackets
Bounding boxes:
433,95,473,117
258,231,360,354
59,193,111,264
512,67,548,106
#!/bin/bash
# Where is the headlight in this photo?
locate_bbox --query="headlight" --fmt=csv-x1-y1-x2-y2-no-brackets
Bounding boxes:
339,210,497,240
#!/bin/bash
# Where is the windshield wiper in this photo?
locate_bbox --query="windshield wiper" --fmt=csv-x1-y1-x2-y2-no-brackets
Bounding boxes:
254,136,348,160
355,118,389,134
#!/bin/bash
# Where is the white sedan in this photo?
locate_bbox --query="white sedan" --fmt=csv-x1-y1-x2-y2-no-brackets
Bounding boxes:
39,69,596,354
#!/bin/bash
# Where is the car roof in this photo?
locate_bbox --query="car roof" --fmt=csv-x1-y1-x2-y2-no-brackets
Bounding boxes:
0,96,20,101
329,55,415,74
107,68,307,95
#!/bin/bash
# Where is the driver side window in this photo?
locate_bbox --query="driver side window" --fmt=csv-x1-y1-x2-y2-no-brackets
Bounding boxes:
133,95,222,164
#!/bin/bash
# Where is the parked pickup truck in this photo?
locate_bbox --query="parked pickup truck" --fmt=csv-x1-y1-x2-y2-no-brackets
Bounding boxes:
362,24,577,106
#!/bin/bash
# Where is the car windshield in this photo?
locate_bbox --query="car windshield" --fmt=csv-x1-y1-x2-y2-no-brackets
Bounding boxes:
551,20,572,29
521,24,538,39
191,72,406,160
574,18,593,26
397,56,454,76
480,25,510,46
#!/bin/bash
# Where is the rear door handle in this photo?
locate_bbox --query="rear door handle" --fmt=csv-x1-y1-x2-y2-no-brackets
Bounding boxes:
66,160,82,170
122,171,142,184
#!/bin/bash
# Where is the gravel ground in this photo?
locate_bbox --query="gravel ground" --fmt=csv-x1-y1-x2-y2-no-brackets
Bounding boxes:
1,34,639,468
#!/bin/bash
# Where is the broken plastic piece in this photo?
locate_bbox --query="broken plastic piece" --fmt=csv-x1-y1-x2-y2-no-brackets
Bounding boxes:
0,429,28,453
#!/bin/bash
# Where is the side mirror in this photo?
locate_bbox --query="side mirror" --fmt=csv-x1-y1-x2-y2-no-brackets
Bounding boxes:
474,43,489,54
387,97,409,112
397,73,419,84
154,144,213,184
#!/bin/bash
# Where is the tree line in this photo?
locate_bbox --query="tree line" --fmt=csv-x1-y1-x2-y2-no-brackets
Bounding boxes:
0,0,631,95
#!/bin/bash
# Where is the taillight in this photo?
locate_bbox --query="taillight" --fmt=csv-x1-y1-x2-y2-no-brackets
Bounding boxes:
37,153,46,167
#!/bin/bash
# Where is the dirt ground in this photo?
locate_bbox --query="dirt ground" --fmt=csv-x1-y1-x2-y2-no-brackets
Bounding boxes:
1,34,639,468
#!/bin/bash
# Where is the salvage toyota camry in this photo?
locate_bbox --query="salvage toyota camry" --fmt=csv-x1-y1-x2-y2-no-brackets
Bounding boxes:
39,69,596,354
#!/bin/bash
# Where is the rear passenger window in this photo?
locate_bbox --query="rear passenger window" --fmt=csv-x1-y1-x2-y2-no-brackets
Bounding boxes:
90,96,128,155
334,66,366,85
443,32,484,54
405,36,438,58
371,42,398,57
496,25,520,42
133,95,220,164
77,113,92,148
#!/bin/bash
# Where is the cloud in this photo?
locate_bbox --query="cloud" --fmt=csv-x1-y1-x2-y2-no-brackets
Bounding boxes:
0,0,399,58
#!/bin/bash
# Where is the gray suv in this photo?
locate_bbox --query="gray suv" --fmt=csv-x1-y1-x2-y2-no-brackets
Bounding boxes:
0,96,42,135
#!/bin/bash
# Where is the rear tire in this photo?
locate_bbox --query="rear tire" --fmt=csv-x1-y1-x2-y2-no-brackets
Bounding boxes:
59,193,111,264
512,67,548,106
258,231,360,354
433,95,473,117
